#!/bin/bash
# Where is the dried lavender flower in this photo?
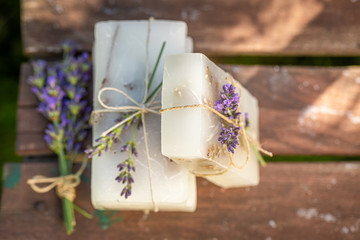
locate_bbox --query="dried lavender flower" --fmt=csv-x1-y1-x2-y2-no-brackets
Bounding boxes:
28,40,92,234
218,125,241,153
214,83,241,120
115,141,136,199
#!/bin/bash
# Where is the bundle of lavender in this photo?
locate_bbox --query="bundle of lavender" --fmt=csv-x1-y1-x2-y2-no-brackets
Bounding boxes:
27,41,92,234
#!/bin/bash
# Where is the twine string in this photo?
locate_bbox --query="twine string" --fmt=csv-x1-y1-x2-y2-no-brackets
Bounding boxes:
141,113,158,212
27,156,88,202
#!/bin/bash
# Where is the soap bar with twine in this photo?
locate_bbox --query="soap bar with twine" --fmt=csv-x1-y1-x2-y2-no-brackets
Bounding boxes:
161,53,264,188
91,20,196,211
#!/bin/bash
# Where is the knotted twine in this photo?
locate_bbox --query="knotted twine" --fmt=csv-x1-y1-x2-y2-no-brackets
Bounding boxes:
160,75,273,177
91,17,160,212
27,156,88,203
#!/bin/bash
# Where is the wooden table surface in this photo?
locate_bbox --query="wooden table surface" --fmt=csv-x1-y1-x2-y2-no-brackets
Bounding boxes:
22,0,360,56
1,162,360,240
4,0,360,239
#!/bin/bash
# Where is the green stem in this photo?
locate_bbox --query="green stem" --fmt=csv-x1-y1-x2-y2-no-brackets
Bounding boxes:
73,203,93,219
131,118,139,141
55,123,75,235
147,42,166,91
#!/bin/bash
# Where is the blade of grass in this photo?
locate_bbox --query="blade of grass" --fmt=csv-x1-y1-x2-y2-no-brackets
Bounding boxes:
145,82,162,103
73,203,93,219
147,41,166,91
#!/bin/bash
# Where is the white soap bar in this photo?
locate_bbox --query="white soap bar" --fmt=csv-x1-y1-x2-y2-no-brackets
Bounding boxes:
161,53,259,188
92,20,196,211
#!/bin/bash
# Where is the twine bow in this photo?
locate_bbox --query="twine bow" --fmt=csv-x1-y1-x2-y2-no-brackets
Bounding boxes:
91,18,160,212
160,75,272,176
27,157,88,202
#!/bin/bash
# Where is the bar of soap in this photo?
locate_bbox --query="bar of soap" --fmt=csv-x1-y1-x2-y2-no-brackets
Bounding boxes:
92,20,196,211
161,53,259,188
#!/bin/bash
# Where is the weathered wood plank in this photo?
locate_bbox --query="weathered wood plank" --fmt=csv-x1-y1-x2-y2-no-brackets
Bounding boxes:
1,162,360,239
22,0,360,56
16,133,52,156
18,63,37,107
16,63,360,156
17,108,47,133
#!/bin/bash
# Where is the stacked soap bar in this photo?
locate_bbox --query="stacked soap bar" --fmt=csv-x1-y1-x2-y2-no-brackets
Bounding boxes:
161,53,259,188
92,20,196,211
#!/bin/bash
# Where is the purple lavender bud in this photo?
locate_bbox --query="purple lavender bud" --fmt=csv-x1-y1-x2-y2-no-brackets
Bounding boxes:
218,125,241,153
44,135,53,146
129,177,134,184
104,144,109,152
137,119,143,130
214,84,241,120
122,176,128,184
120,144,129,152
232,112,241,120
31,86,43,98
74,88,86,102
47,76,58,89
117,163,124,171
132,145,138,157
245,112,250,128
32,60,47,75
61,40,77,55
80,52,90,62
131,117,137,124
125,189,131,199
120,188,126,197
115,176,121,183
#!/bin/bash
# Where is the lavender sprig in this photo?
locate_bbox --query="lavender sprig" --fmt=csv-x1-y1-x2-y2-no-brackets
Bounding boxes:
116,141,137,198
28,41,92,235
86,125,124,158
86,114,141,199
115,117,140,198
85,114,141,158
214,83,242,153
215,83,263,167
214,83,241,120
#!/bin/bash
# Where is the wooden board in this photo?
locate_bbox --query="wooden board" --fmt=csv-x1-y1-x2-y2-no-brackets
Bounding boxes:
22,0,360,56
1,162,360,239
16,63,360,156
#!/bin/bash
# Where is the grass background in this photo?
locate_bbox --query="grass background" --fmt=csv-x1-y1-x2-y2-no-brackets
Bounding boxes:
0,1,24,165
0,1,359,199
